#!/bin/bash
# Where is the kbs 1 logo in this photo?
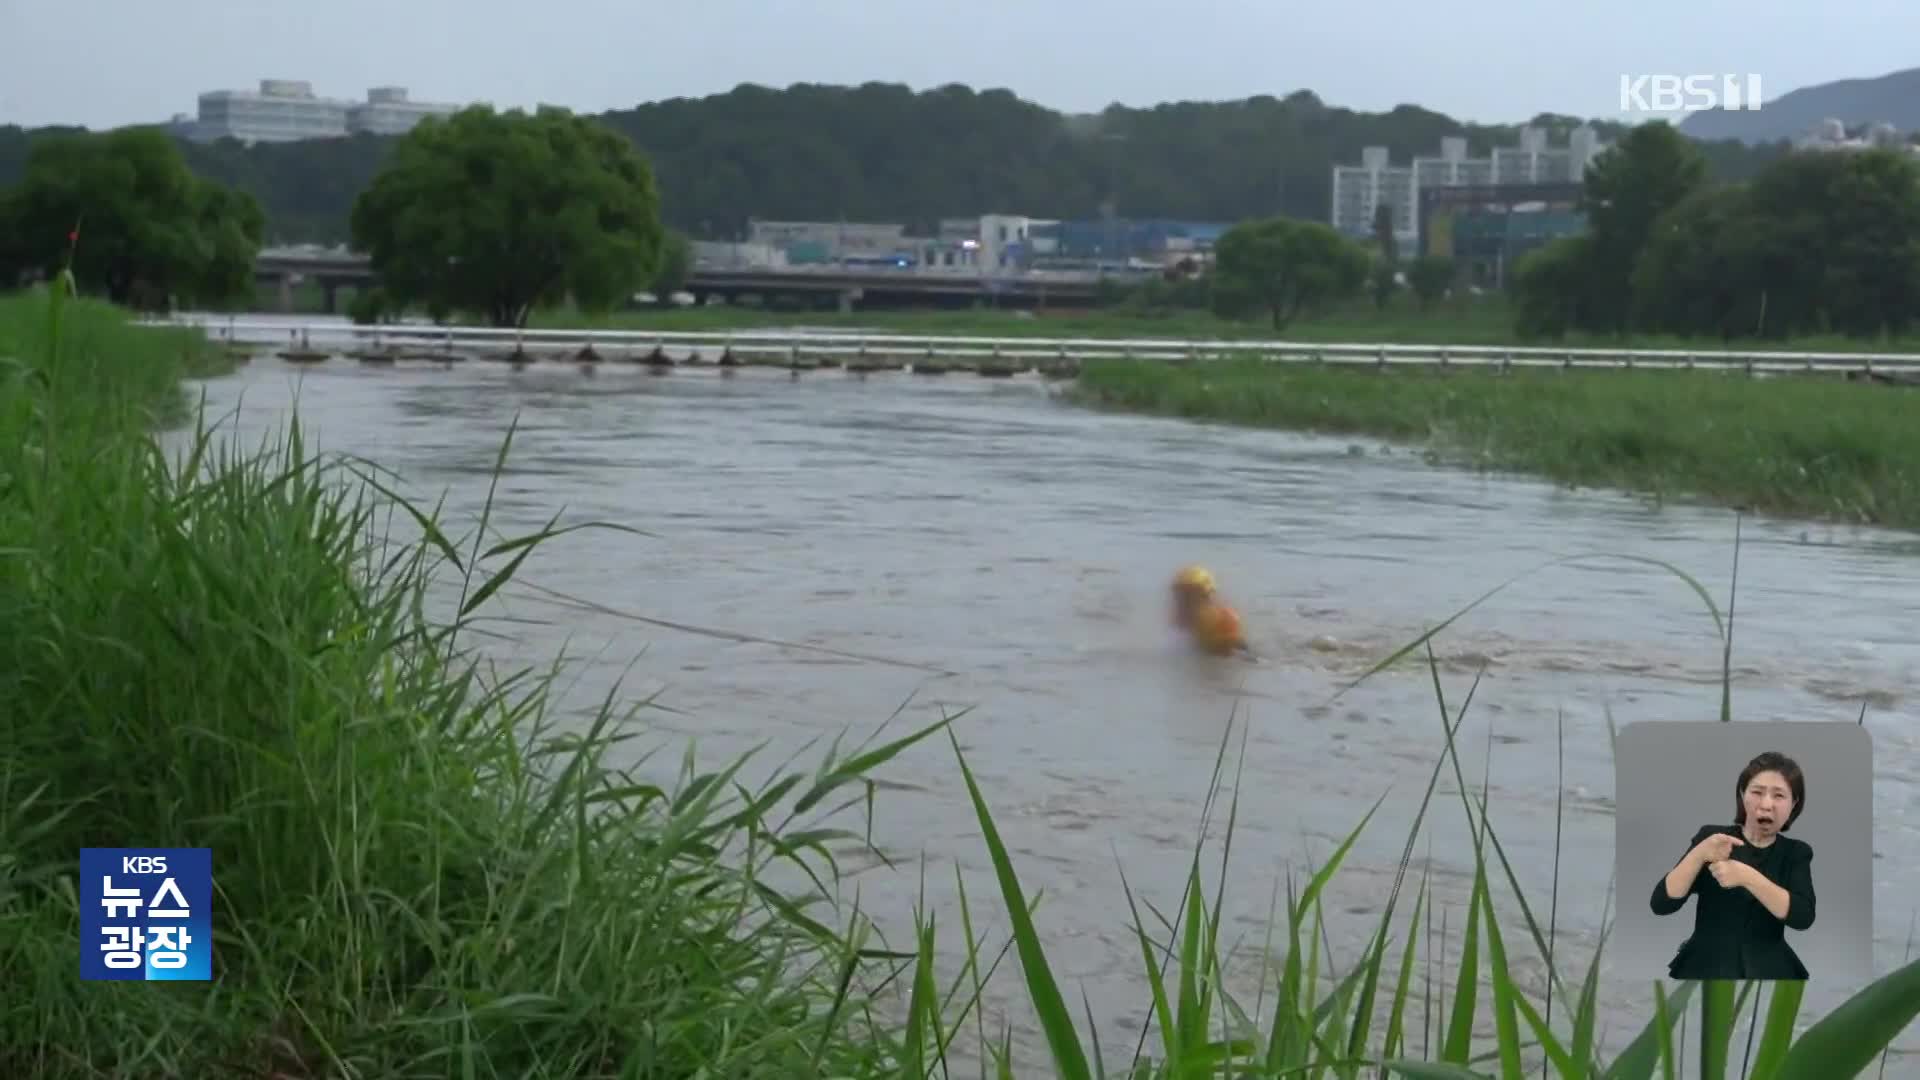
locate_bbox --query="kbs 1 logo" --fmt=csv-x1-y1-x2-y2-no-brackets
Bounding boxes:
1619,74,1764,113
79,848,212,981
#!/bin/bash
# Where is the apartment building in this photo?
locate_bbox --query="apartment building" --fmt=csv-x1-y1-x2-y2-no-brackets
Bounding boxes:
1332,124,1610,246
1792,118,1920,153
346,87,462,136
173,79,462,143
1331,146,1420,251
1414,136,1494,190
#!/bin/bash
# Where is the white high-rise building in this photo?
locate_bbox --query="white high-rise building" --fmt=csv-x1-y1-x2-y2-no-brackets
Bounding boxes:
1413,136,1493,190
1332,124,1611,247
1569,125,1606,177
1791,118,1918,153
1331,146,1418,249
191,80,353,143
1492,125,1551,183
347,87,461,136
180,80,462,143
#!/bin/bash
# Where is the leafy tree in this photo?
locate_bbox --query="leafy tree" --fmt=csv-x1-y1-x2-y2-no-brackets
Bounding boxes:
1628,148,1920,340
1369,205,1400,308
1737,148,1920,338
1511,235,1594,339
348,105,665,327
1578,122,1710,332
1630,186,1768,338
348,286,396,326
1371,203,1399,261
0,127,263,309
178,131,397,246
1210,216,1369,330
651,229,692,297
1369,259,1399,308
1406,255,1454,310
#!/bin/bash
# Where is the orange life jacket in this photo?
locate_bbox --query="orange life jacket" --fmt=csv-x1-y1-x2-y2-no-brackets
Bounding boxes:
1189,601,1246,656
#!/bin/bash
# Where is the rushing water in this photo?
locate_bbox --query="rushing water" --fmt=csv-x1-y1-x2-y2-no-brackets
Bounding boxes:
170,334,1920,1074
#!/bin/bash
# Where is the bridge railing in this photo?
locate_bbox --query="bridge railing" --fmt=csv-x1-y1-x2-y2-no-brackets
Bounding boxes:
163,316,1920,375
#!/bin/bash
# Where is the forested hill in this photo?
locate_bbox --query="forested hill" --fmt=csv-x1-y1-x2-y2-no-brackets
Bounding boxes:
0,82,1793,246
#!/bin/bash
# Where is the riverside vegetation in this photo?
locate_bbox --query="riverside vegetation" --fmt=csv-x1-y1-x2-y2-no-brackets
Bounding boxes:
1069,357,1920,532
4,276,1920,1077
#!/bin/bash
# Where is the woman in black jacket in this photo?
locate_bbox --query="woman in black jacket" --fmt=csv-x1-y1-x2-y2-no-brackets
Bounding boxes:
1649,750,1816,980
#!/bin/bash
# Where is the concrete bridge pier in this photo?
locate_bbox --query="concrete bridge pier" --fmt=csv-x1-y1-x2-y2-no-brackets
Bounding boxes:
277,276,295,313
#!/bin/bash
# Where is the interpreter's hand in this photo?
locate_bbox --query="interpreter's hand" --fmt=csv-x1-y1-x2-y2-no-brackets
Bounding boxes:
1689,832,1745,866
1707,858,1753,890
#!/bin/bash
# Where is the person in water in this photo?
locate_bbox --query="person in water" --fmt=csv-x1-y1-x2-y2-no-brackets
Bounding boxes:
1169,565,1252,658
1649,750,1816,980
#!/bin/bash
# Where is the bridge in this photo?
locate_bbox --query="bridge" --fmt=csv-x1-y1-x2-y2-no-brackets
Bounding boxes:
254,248,376,313
253,247,1132,314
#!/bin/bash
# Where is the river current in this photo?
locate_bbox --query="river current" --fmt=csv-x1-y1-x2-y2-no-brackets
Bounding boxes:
168,331,1920,1075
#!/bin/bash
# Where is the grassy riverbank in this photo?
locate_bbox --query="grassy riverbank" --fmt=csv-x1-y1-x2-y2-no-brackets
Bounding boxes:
1070,357,1920,530
0,287,952,1076
521,295,1920,354
6,285,1919,1077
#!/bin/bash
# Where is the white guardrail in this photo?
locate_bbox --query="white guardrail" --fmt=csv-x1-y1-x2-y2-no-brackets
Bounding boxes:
157,316,1920,376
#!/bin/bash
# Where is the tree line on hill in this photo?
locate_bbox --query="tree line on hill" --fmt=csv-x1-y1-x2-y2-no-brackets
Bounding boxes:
0,82,1792,245
3,84,1919,343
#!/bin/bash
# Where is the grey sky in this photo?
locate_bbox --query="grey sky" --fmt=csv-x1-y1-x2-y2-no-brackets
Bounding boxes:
4,0,1917,131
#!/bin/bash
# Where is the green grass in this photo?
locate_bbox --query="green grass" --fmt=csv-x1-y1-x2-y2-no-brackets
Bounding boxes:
6,281,1919,1078
0,285,957,1077
1068,356,1920,530
511,295,1920,355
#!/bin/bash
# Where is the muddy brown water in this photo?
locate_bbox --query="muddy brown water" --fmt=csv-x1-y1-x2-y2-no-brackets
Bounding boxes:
170,336,1920,1075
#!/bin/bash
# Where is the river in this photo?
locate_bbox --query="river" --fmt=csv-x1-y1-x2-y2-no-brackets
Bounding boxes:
168,336,1919,1075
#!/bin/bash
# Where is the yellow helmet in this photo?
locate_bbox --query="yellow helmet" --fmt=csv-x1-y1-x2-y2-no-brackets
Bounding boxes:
1172,565,1217,594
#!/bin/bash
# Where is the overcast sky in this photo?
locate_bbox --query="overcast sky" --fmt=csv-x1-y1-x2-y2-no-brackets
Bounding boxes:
3,0,1916,130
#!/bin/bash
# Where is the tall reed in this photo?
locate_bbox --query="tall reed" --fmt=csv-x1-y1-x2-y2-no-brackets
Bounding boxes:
1068,357,1920,530
0,282,953,1076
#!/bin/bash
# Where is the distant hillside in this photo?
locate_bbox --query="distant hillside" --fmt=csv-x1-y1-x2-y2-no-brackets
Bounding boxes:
1679,66,1920,144
2,83,1790,246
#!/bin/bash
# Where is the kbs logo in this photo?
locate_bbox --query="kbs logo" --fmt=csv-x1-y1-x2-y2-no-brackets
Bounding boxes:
1619,74,1764,113
79,847,213,981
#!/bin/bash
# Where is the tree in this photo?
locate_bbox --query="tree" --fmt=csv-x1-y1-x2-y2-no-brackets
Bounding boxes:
1210,216,1370,330
1371,203,1399,262
1511,235,1594,339
1739,148,1920,338
1630,148,1920,340
0,127,263,309
1406,255,1454,310
651,229,692,298
1578,122,1710,332
1629,185,1767,338
1369,258,1399,308
348,105,665,327
1369,204,1400,308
